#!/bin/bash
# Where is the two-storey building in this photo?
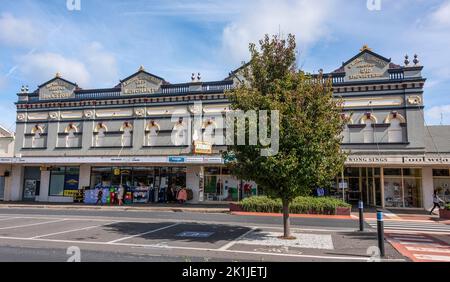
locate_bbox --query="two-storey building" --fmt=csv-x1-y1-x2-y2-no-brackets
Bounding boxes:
3,46,450,210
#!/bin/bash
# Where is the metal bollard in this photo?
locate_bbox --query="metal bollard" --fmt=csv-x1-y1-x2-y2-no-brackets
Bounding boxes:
377,210,385,258
359,200,364,232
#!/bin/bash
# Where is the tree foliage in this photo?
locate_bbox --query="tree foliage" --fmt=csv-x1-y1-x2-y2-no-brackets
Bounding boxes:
225,34,346,203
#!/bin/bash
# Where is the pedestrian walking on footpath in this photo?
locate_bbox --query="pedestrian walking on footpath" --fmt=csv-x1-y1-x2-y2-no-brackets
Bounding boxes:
430,190,445,215
117,185,125,206
96,188,103,206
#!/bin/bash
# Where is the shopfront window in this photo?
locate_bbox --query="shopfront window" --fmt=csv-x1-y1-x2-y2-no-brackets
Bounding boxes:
49,166,80,197
433,169,450,203
89,167,187,204
384,168,422,208
204,167,242,201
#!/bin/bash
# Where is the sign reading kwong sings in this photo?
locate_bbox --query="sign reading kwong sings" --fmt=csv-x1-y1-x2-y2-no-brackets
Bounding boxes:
39,78,76,100
346,155,450,165
121,71,163,95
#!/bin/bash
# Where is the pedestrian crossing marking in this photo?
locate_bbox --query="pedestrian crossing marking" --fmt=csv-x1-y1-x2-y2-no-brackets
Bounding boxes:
413,254,450,262
386,233,450,262
406,246,450,254
366,219,450,234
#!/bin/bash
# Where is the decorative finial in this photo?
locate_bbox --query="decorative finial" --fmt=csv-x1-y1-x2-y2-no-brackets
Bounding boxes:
197,72,201,81
191,73,196,82
139,65,145,71
20,85,30,93
413,54,419,66
404,54,410,66
55,72,61,78
360,44,372,52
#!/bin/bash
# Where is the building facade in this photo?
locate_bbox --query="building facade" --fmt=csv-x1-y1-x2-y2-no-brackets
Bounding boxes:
2,46,450,210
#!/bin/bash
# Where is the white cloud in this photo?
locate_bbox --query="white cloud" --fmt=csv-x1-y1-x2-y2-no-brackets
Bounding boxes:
221,0,335,63
0,13,41,47
82,42,119,87
0,76,7,90
15,42,119,88
431,0,450,26
18,52,90,86
426,104,450,125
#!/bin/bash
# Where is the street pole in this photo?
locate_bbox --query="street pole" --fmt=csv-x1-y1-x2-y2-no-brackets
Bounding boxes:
377,210,385,258
358,200,364,232
341,169,345,202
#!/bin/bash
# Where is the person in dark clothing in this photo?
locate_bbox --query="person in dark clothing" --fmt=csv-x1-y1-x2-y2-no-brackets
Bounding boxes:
96,189,103,205
430,190,445,215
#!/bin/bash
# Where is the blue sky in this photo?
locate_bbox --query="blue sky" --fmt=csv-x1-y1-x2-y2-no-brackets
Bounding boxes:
1,0,450,131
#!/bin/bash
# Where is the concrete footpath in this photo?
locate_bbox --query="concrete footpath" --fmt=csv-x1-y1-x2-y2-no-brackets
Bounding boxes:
0,202,230,214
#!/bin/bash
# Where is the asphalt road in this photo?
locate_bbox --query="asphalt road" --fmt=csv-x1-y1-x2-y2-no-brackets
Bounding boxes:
0,208,405,262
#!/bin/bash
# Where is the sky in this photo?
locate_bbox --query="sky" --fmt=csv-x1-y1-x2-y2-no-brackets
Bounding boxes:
1,0,450,132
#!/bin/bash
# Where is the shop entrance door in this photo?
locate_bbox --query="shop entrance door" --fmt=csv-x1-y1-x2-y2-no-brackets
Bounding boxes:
0,176,5,200
22,167,41,202
361,168,382,207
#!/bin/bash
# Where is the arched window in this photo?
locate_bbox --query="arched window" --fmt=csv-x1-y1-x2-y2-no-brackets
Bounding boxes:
95,123,107,147
120,122,133,147
146,121,160,146
361,113,376,144
203,118,216,144
31,125,43,148
171,117,187,146
386,112,405,143
341,113,352,143
65,123,78,148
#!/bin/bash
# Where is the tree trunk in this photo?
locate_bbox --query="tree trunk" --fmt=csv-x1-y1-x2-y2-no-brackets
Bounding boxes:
282,198,291,238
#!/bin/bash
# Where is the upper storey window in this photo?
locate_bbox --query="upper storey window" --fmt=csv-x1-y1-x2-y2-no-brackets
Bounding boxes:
65,123,78,148
94,123,107,147
340,113,353,143
146,121,160,146
386,112,406,143
203,118,216,144
31,125,44,148
172,117,187,146
120,122,133,147
361,113,376,144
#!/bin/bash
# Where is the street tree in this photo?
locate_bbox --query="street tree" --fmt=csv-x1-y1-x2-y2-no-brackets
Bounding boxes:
225,34,346,238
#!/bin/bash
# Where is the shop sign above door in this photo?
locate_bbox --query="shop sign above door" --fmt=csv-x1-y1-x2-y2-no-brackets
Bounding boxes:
193,141,212,155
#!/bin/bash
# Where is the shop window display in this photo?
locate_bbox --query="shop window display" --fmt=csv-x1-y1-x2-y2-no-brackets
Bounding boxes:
88,167,187,204
433,169,450,203
384,168,422,208
49,166,80,197
204,167,247,201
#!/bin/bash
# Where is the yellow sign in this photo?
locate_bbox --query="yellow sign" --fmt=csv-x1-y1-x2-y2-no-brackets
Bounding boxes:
194,141,212,154
114,168,121,176
63,190,79,197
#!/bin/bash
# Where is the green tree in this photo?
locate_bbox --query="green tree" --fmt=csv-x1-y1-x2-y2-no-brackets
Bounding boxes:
225,34,346,238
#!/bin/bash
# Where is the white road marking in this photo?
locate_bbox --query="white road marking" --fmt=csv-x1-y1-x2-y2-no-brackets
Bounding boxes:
391,237,434,242
218,227,256,251
406,246,450,254
0,219,66,230
414,254,450,262
106,223,180,244
386,229,450,235
398,242,444,247
30,222,118,239
389,234,426,238
0,217,19,222
0,235,405,262
0,214,359,233
384,212,400,219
